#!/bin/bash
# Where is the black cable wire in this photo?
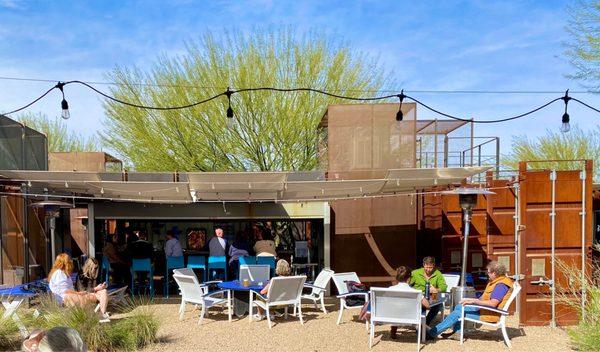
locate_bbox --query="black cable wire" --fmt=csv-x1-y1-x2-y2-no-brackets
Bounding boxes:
65,80,227,110
2,80,599,125
404,94,564,123
571,97,600,114
2,85,58,115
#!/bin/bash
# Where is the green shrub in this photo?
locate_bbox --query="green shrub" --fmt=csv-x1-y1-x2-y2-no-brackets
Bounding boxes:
557,254,600,351
32,294,159,351
0,315,21,350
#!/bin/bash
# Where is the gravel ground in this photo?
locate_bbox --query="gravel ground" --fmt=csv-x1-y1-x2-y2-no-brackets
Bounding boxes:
142,298,572,352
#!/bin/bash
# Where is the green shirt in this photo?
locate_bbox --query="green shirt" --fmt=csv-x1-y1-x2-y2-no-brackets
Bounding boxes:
409,268,448,293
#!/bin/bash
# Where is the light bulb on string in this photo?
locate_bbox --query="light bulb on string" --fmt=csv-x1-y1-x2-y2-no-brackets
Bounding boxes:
560,89,571,133
396,90,405,122
225,87,235,128
56,82,70,120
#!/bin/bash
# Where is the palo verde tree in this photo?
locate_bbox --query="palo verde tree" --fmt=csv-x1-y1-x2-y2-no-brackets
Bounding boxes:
503,125,600,180
101,28,393,171
18,112,100,152
565,1,600,90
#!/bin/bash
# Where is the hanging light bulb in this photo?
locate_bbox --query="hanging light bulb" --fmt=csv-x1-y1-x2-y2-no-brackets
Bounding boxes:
225,87,235,128
560,89,571,133
56,82,70,120
396,90,405,121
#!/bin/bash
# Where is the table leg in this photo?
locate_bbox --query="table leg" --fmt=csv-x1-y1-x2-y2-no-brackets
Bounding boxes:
248,290,253,324
2,299,28,337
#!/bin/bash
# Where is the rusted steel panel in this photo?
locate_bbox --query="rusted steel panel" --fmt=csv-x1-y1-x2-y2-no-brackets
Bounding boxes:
518,161,593,326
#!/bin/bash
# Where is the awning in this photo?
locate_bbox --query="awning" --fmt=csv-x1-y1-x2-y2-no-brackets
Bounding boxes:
0,166,491,203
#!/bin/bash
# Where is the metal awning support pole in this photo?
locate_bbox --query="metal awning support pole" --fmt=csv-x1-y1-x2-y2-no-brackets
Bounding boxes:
513,181,521,316
550,170,557,328
580,169,587,321
460,208,472,287
434,119,438,168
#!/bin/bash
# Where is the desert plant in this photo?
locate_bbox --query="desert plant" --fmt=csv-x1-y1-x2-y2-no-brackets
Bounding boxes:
0,315,21,350
32,294,159,351
556,250,600,351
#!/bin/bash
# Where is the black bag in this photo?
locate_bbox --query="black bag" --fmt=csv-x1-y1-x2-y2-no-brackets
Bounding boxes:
344,280,367,307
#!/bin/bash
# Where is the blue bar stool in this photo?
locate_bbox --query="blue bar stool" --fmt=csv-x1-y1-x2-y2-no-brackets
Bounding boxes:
257,256,276,276
207,256,227,281
239,256,257,266
164,256,185,298
131,258,154,298
186,255,207,282
101,256,110,284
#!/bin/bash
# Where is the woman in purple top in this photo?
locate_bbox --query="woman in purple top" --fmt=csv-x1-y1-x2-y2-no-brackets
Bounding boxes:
228,231,251,279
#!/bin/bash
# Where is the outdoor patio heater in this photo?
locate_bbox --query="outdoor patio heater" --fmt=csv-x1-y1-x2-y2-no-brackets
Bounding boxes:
443,187,495,309
30,200,74,271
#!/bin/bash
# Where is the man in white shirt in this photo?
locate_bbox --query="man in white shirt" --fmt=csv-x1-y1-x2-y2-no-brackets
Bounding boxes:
164,230,183,257
208,228,227,257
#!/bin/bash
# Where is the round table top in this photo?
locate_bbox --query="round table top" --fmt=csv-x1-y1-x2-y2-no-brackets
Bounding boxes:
218,280,267,291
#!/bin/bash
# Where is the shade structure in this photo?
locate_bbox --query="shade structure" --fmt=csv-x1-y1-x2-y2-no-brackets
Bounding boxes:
0,166,491,203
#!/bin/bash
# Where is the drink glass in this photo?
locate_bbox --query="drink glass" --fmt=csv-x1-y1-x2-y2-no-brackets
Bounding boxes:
431,292,438,301
242,279,250,287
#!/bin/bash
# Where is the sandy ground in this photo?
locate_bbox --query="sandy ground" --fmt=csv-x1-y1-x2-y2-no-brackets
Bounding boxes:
141,298,573,352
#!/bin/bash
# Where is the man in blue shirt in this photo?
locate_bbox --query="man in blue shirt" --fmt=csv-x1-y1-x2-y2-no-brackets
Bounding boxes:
164,230,183,257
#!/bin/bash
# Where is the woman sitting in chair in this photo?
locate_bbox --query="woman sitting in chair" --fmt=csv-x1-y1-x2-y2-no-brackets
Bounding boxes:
48,253,110,323
359,266,431,339
427,260,513,340
253,259,291,320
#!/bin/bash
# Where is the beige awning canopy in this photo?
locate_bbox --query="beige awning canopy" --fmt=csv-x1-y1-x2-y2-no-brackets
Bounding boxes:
0,166,491,203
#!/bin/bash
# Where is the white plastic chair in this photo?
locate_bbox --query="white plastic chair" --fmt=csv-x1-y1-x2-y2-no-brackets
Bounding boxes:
239,265,271,283
441,273,461,318
369,287,424,350
173,268,232,325
249,275,306,329
300,268,334,313
332,272,368,329
460,282,521,348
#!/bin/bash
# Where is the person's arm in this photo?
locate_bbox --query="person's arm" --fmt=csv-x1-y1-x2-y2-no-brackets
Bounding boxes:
165,240,173,257
433,271,447,293
260,283,270,295
461,283,509,308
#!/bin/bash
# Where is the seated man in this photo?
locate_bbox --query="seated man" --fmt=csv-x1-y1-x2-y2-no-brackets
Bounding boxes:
427,260,513,339
410,256,447,325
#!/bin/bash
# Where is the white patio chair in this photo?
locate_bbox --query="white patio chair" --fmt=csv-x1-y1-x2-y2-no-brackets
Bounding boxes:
300,268,334,313
441,273,461,318
460,281,521,348
239,264,271,283
369,287,424,350
332,272,368,329
249,275,306,329
173,268,232,325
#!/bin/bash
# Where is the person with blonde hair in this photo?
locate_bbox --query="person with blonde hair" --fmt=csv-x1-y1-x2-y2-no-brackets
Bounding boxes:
254,259,291,320
48,253,110,323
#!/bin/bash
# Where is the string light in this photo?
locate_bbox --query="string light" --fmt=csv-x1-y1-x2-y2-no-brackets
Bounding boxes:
4,80,600,131
396,90,405,122
56,82,70,120
225,87,235,128
561,90,571,133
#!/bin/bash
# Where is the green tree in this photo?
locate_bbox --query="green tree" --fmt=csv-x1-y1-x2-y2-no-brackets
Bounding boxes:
504,126,600,180
101,28,393,171
565,0,600,89
17,112,100,152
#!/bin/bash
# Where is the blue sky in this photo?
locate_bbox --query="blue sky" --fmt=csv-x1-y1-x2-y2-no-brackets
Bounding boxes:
0,0,598,158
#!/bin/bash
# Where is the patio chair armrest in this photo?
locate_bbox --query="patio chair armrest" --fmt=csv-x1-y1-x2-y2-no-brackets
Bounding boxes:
303,283,326,291
336,292,368,299
464,303,509,315
204,289,230,298
250,290,268,301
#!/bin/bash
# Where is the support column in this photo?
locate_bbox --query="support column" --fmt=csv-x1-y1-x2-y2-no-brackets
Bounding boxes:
87,203,95,258
323,202,331,296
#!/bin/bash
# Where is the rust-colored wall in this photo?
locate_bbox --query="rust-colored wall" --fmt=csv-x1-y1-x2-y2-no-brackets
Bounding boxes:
518,161,593,326
49,152,108,172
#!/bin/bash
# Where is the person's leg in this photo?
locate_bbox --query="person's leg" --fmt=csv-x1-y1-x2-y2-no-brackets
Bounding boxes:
426,303,442,325
390,326,398,339
428,304,468,337
450,307,480,333
94,289,109,315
